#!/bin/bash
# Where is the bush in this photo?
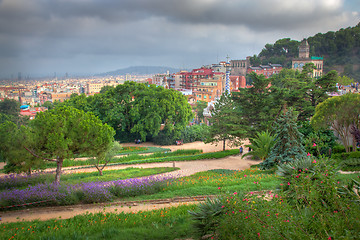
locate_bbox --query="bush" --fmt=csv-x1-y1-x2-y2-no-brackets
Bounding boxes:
339,158,360,171
181,124,210,144
332,151,360,160
195,157,360,239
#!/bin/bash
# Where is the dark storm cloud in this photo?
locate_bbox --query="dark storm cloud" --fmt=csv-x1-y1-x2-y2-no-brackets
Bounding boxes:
0,0,358,76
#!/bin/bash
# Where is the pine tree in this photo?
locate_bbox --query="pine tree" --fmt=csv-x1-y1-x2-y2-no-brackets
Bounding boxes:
206,93,246,151
261,108,306,169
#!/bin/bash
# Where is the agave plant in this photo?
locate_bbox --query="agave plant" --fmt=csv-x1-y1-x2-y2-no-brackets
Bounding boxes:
188,197,224,238
242,130,276,160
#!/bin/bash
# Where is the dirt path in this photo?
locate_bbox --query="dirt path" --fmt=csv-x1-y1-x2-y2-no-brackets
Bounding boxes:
1,141,259,223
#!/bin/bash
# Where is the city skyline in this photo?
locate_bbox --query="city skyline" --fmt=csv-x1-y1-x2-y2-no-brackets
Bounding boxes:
0,0,359,78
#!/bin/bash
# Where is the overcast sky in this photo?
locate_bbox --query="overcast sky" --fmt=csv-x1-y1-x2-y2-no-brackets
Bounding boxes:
0,0,359,78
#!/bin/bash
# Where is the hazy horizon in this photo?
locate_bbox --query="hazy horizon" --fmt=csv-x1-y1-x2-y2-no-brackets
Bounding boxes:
0,0,359,78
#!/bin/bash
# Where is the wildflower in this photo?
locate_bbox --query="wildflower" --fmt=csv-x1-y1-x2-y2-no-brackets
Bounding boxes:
287,182,290,185
234,192,238,195
307,152,311,156
313,143,317,147
313,159,317,163
218,187,221,190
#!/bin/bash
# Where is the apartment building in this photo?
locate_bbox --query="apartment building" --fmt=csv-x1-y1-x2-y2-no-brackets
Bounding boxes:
247,64,283,78
194,74,223,102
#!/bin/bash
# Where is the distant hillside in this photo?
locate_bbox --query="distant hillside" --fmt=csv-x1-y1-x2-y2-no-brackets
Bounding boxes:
98,66,182,76
252,22,360,80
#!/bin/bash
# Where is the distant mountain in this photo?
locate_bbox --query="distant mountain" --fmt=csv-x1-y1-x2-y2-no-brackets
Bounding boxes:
98,66,182,76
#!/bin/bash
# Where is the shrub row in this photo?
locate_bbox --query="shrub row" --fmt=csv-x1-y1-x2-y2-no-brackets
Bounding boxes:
44,149,203,169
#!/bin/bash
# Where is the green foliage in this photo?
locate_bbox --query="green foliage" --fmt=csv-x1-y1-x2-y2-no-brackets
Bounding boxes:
194,100,207,123
261,109,306,169
256,23,360,79
331,151,360,160
258,38,300,67
298,121,337,157
25,106,115,183
90,141,123,175
331,151,360,171
311,93,360,152
206,93,246,150
232,73,275,138
339,158,360,171
242,130,276,160
188,197,224,238
62,82,193,143
0,121,43,174
337,75,354,85
180,124,209,144
0,98,20,117
0,205,196,240
0,98,28,125
215,157,360,239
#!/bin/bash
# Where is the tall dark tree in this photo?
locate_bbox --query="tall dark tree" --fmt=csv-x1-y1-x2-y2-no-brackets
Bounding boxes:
206,94,246,151
232,72,276,138
261,109,306,169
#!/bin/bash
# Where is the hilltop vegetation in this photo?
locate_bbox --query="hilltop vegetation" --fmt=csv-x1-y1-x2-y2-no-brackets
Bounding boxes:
251,22,360,80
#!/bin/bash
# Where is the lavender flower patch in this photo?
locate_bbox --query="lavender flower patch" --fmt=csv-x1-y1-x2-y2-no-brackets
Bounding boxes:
72,182,113,204
0,172,54,190
0,174,175,208
109,175,174,197
0,182,75,208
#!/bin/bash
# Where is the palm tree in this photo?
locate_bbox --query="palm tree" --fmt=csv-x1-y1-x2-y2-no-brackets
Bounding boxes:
242,130,276,160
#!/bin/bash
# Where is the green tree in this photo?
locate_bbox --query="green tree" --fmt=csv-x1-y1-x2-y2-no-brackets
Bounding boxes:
195,100,207,123
63,82,193,143
90,141,122,176
0,121,43,174
25,106,115,183
0,98,20,117
206,94,246,151
270,66,338,121
261,109,306,169
311,93,360,152
232,72,276,138
242,130,276,161
337,75,353,86
0,98,27,125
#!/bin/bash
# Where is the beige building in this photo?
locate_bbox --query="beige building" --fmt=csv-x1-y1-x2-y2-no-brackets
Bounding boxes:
51,92,73,102
292,40,323,78
86,80,120,95
230,57,251,76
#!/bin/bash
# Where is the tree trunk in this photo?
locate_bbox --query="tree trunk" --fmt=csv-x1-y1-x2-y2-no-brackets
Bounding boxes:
55,158,63,184
223,138,226,151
